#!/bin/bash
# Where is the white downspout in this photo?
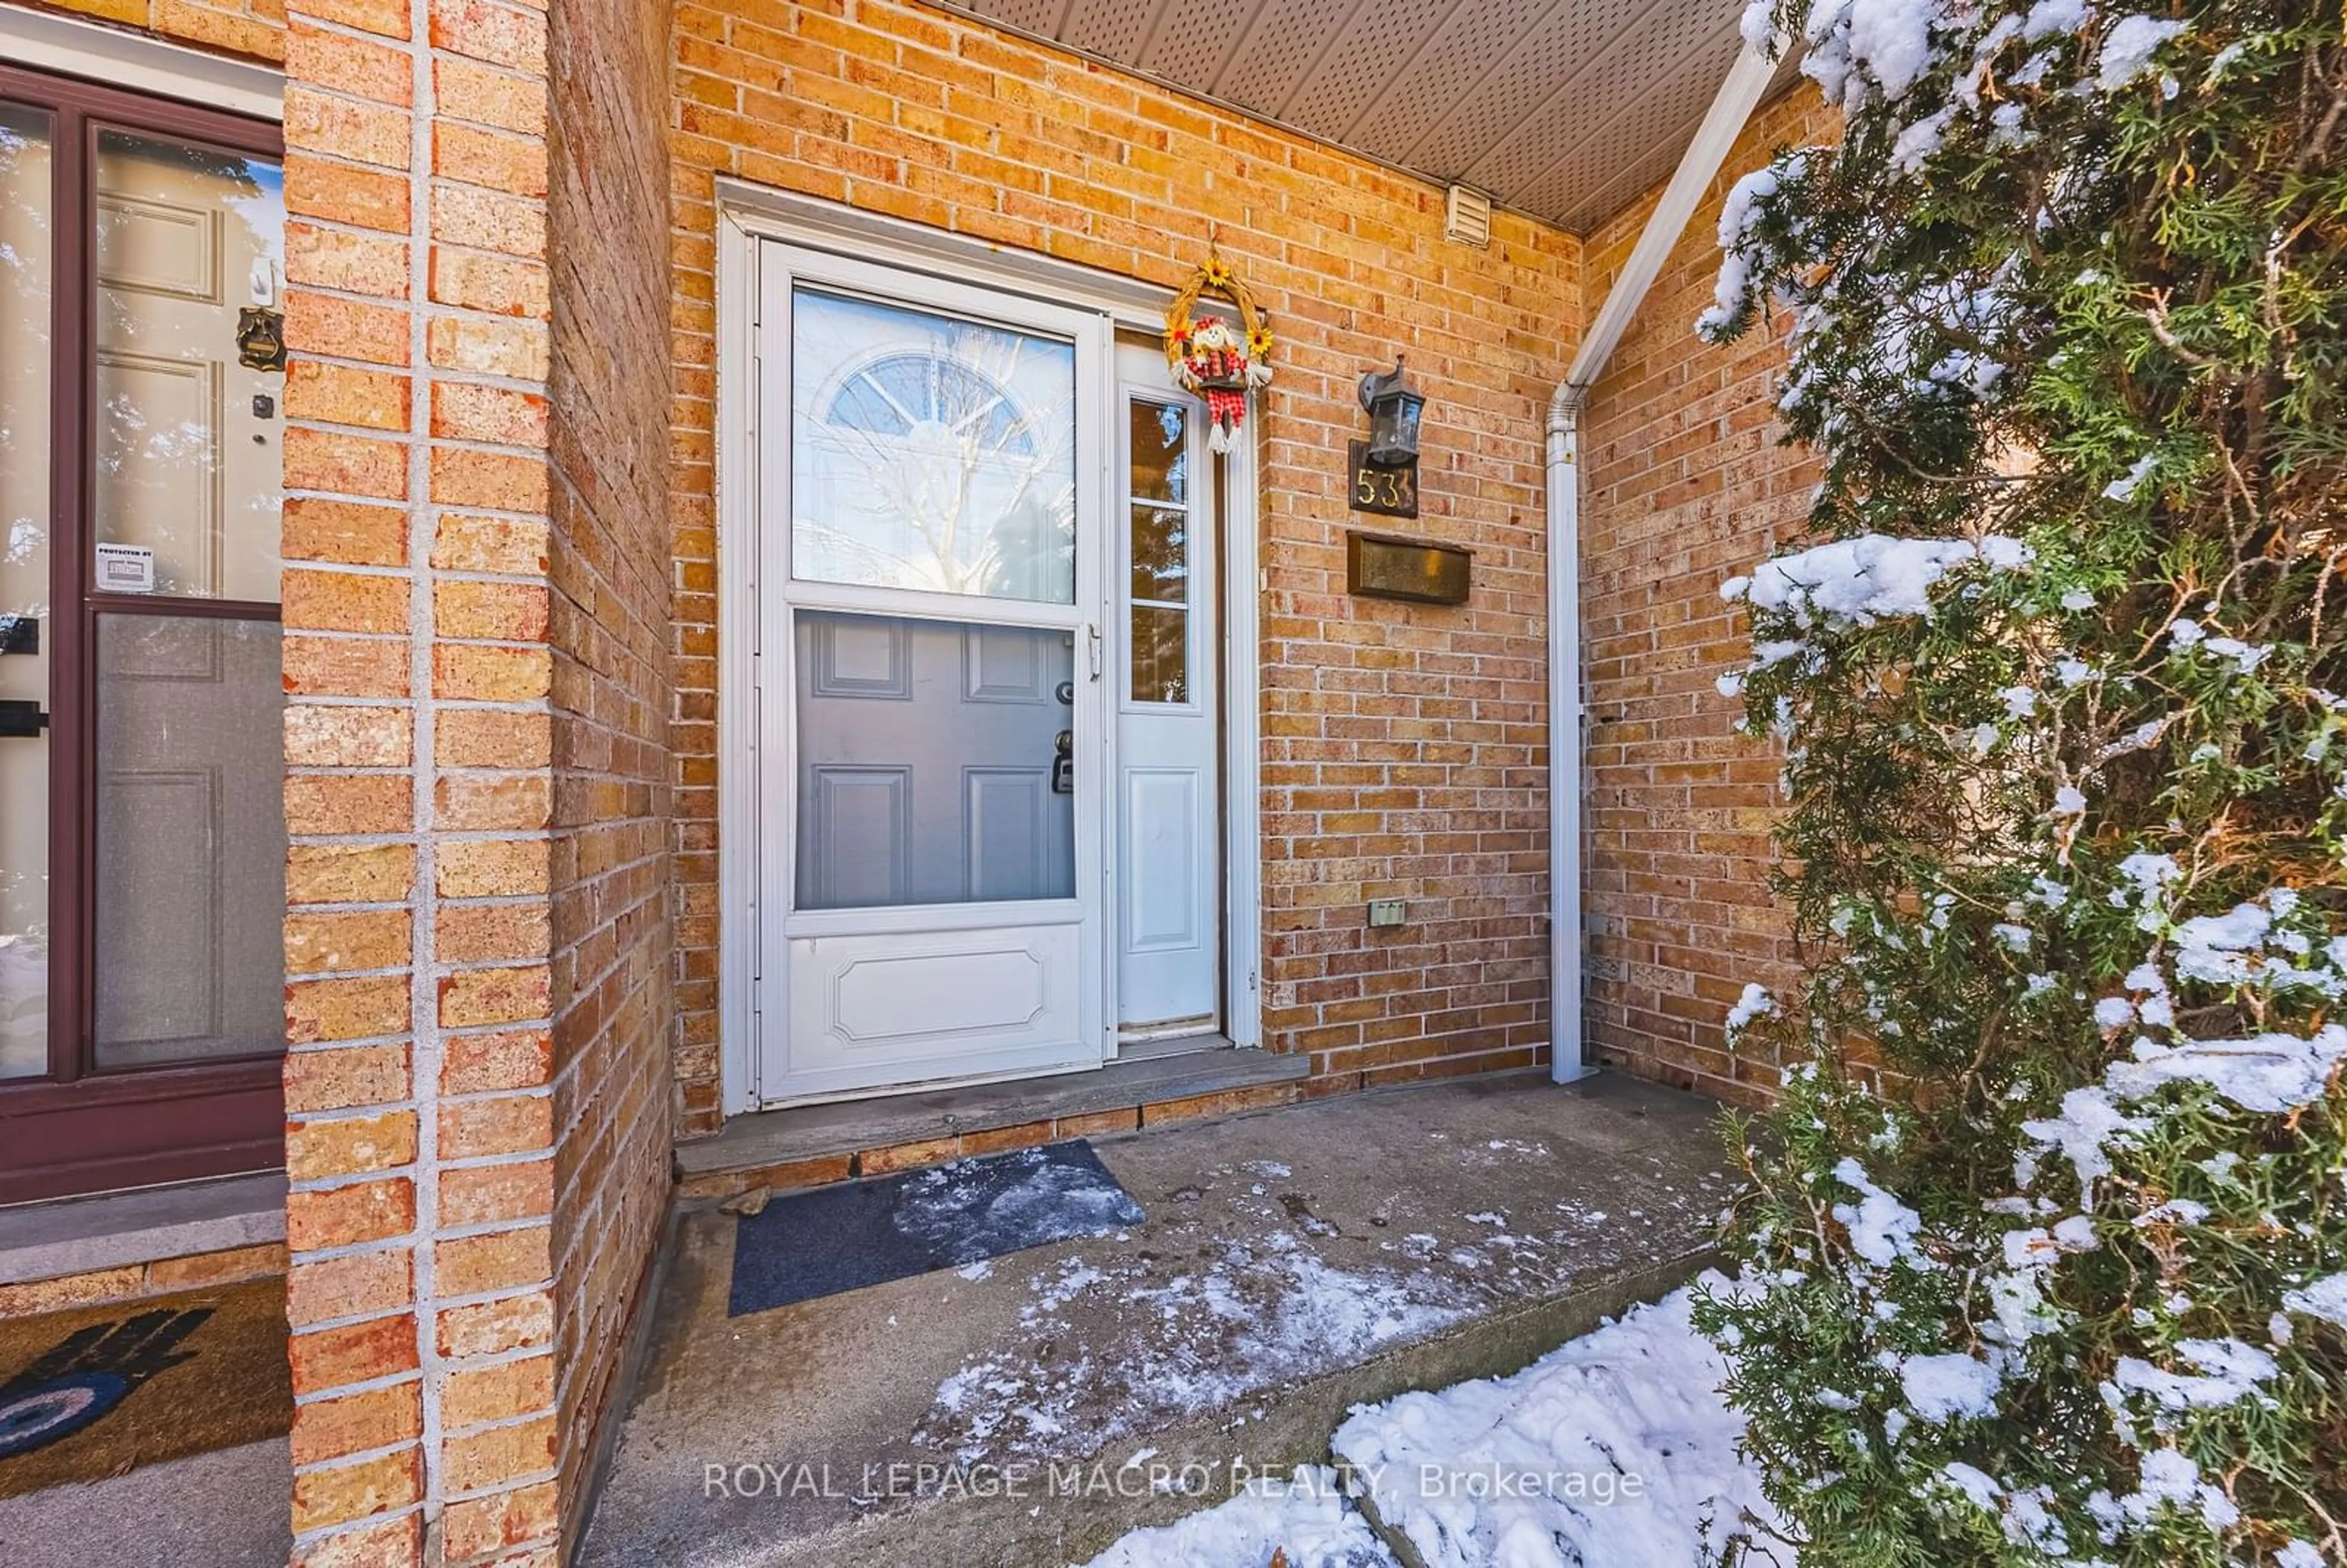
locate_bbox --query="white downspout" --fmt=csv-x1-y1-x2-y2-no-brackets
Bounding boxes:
1549,34,1782,1083
1546,391,1589,1082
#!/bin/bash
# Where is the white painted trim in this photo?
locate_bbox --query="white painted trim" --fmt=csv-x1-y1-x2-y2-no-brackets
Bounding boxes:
786,899,1087,940
717,178,1175,332
1109,350,1257,1049
0,7,284,120
1544,34,1780,1085
1221,419,1263,1048
1562,40,1781,392
716,207,761,1115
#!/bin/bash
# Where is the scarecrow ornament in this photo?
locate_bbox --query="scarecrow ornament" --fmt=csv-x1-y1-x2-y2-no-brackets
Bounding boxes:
1164,251,1272,453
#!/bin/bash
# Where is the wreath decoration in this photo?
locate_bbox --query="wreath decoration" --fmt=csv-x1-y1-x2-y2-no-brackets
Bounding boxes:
1164,251,1273,453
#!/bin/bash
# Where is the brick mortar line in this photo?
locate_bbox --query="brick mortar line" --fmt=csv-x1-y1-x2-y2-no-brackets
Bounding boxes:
292,1509,425,1553
291,1266,547,1329
439,1464,559,1508
412,359,556,401
291,1432,427,1478
435,1082,554,1105
292,1367,425,1413
402,0,448,1544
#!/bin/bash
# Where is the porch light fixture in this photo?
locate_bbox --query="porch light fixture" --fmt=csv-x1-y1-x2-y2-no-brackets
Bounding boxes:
1357,356,1424,467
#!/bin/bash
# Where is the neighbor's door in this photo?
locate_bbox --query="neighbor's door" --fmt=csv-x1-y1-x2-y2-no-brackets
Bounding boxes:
754,248,1112,1102
1114,346,1221,1040
0,67,288,1201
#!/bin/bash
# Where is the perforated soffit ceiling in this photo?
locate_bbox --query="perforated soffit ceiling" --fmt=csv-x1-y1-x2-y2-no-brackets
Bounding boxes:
930,0,1789,236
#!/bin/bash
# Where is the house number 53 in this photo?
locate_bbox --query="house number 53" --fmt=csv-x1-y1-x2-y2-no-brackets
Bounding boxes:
1346,443,1420,519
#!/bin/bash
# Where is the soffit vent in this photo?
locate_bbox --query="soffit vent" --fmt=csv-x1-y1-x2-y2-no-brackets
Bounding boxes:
1444,185,1493,247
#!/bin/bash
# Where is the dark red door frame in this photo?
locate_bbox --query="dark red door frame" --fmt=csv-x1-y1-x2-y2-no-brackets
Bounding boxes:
0,59,287,1205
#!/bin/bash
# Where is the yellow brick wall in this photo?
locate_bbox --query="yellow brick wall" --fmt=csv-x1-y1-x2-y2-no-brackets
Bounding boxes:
667,0,1587,1130
1578,87,1835,1105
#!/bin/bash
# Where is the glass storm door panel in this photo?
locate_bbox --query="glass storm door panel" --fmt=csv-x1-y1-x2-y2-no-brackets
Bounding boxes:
92,615,287,1066
791,287,1077,604
758,248,1108,1105
93,128,285,601
794,612,1075,911
88,129,287,1068
0,103,54,1081
1114,361,1222,1038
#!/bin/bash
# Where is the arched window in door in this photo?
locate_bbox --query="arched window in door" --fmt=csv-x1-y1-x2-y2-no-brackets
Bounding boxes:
791,290,1077,605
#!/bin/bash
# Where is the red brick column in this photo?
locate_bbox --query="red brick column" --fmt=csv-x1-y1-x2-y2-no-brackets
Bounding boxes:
279,0,570,1559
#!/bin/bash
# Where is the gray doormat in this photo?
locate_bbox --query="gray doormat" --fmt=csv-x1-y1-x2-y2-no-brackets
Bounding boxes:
727,1140,1145,1317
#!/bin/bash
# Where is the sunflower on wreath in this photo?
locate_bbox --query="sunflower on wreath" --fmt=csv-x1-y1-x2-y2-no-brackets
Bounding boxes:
1164,250,1273,453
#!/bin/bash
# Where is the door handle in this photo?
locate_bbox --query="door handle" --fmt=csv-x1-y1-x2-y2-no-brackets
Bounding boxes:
1051,729,1074,794
0,700,50,738
1085,623,1102,682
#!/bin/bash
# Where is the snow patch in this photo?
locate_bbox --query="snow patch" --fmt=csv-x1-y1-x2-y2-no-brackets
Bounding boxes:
1726,983,1777,1036
925,1247,1469,1465
1726,533,2029,630
2107,1338,2279,1412
2096,15,2186,90
2101,452,2158,500
1075,1467,1395,1568
2280,1272,2347,1331
1334,1278,1788,1568
2107,1027,2347,1115
1897,1351,2003,1422
1700,161,1793,334
1831,1159,1929,1269
2020,0,2089,39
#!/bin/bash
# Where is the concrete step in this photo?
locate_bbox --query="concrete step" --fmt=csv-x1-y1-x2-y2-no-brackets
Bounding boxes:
579,1072,1734,1568
673,1046,1314,1203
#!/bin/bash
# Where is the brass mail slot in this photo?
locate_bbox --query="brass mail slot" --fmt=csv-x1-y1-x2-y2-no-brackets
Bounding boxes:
1346,530,1472,606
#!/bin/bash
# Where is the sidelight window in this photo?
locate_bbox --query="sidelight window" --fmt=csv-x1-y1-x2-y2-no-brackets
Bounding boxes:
1125,398,1194,706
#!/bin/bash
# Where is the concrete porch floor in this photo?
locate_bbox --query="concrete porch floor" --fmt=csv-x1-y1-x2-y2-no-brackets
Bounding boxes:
0,1438,291,1568
579,1071,1737,1568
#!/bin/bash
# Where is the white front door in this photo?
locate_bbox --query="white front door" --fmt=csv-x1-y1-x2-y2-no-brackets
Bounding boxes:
1114,348,1222,1038
754,247,1113,1102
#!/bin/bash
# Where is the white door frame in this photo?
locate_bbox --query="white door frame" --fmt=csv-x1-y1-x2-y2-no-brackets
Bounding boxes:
714,187,1262,1115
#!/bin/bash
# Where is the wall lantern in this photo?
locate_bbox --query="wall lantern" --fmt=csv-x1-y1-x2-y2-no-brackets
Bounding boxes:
1356,356,1424,467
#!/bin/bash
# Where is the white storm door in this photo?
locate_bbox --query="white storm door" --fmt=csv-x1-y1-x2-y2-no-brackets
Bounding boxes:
1115,352,1221,1037
754,249,1112,1104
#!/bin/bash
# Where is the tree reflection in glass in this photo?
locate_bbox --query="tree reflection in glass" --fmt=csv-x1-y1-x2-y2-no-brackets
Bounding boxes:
792,288,1078,606
92,129,284,601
